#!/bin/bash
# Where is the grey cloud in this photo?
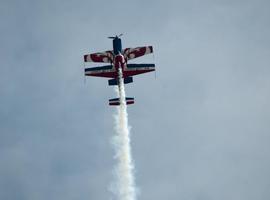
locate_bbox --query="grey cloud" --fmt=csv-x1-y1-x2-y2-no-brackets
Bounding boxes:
1,0,270,200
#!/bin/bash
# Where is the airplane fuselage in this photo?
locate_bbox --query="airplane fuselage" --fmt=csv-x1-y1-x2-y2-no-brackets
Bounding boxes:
112,37,128,78
114,54,127,77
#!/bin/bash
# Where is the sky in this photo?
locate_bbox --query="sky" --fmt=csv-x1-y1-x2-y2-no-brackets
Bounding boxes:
1,0,270,199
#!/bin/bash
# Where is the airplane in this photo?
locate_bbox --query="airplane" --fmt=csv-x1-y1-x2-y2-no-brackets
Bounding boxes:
84,34,155,106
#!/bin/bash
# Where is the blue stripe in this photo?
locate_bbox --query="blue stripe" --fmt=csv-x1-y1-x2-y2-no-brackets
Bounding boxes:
85,65,113,72
127,64,155,69
109,97,134,101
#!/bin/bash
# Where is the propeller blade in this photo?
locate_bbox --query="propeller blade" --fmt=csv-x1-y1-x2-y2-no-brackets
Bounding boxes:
108,34,123,39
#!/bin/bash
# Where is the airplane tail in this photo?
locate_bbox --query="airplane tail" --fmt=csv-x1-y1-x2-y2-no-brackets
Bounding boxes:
109,97,134,106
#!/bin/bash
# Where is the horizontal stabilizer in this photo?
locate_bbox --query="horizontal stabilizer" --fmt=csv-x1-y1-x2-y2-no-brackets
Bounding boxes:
108,79,118,86
108,77,133,86
109,97,134,106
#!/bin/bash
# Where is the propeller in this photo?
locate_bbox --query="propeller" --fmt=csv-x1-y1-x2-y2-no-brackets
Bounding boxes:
108,33,123,39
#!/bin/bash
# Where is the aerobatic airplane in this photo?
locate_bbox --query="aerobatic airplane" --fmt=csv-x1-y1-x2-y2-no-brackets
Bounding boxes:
84,34,155,106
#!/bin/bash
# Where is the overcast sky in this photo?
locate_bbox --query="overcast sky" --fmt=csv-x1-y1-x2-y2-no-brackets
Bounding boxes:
1,0,270,200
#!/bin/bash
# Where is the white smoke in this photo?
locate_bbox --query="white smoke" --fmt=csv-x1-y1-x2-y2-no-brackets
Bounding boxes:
110,68,137,200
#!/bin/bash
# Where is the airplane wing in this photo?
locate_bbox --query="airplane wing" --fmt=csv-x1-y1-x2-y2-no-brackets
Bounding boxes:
123,46,153,60
84,50,114,63
125,63,155,76
85,65,117,78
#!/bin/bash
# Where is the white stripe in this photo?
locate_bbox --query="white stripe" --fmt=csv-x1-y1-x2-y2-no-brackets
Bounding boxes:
85,69,115,75
125,67,155,71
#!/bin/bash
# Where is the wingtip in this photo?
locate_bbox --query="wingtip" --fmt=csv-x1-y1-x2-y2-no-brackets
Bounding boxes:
84,55,88,62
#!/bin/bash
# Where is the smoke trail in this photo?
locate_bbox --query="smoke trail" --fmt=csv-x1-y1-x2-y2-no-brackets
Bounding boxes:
110,68,136,200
